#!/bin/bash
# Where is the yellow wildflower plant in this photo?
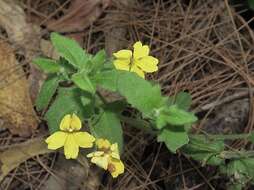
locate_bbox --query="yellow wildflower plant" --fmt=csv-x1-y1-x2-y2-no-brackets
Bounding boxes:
45,113,95,159
87,139,124,178
113,41,159,78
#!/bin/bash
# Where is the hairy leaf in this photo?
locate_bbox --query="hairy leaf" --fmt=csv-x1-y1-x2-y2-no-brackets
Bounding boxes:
72,72,95,94
45,87,87,133
90,110,123,153
91,70,118,92
91,49,106,73
166,105,197,125
182,136,225,166
220,157,254,189
157,126,189,153
36,75,59,111
155,105,197,129
50,33,89,68
175,92,192,110
117,72,164,116
33,58,61,73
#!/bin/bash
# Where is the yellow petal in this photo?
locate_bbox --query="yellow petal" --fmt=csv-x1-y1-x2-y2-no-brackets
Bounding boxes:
45,131,67,150
130,65,145,78
96,139,111,149
108,158,124,178
113,50,132,59
64,134,79,159
70,113,82,131
135,56,158,72
91,155,109,170
87,151,104,158
113,59,130,71
73,132,95,148
133,41,149,59
60,114,71,131
110,143,120,159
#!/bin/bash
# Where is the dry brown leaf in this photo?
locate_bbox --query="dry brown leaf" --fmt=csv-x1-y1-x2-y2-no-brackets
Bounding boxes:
0,138,50,182
47,0,111,32
0,0,41,60
0,0,43,102
40,39,59,60
0,41,38,136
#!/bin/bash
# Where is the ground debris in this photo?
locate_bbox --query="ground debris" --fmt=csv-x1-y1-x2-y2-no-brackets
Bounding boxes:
46,0,111,33
0,138,49,182
0,0,43,102
0,41,38,136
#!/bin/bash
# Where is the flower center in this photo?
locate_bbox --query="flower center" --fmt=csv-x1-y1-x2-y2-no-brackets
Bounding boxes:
100,147,111,154
68,127,74,132
108,163,116,173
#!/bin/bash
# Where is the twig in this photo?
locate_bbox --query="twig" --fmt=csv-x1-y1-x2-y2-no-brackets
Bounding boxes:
195,90,252,113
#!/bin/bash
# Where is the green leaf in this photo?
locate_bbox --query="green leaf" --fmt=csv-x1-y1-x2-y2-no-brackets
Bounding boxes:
45,87,87,133
33,58,61,73
103,60,115,70
220,158,254,188
50,33,89,69
220,158,254,178
80,60,93,73
157,126,189,153
182,136,225,166
117,71,164,116
91,70,118,92
80,92,95,118
227,183,244,190
247,132,254,144
89,110,123,153
248,0,254,10
58,57,76,73
35,75,59,111
175,92,192,110
91,50,106,73
166,105,197,125
155,105,197,129
102,100,127,113
155,111,169,129
72,72,95,94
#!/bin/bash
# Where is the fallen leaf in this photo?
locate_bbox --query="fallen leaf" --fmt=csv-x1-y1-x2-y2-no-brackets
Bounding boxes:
0,138,50,182
40,39,59,60
46,0,111,32
0,0,43,102
0,41,38,136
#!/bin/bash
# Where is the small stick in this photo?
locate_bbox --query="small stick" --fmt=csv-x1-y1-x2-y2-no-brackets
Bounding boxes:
195,89,252,113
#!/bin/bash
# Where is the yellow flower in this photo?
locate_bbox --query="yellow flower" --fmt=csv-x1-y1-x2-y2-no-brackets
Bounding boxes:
45,114,95,159
113,41,159,78
87,139,124,178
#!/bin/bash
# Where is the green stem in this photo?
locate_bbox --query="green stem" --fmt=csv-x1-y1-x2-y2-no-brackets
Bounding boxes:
190,133,252,141
120,115,254,160
220,150,254,159
119,115,157,135
120,115,252,141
